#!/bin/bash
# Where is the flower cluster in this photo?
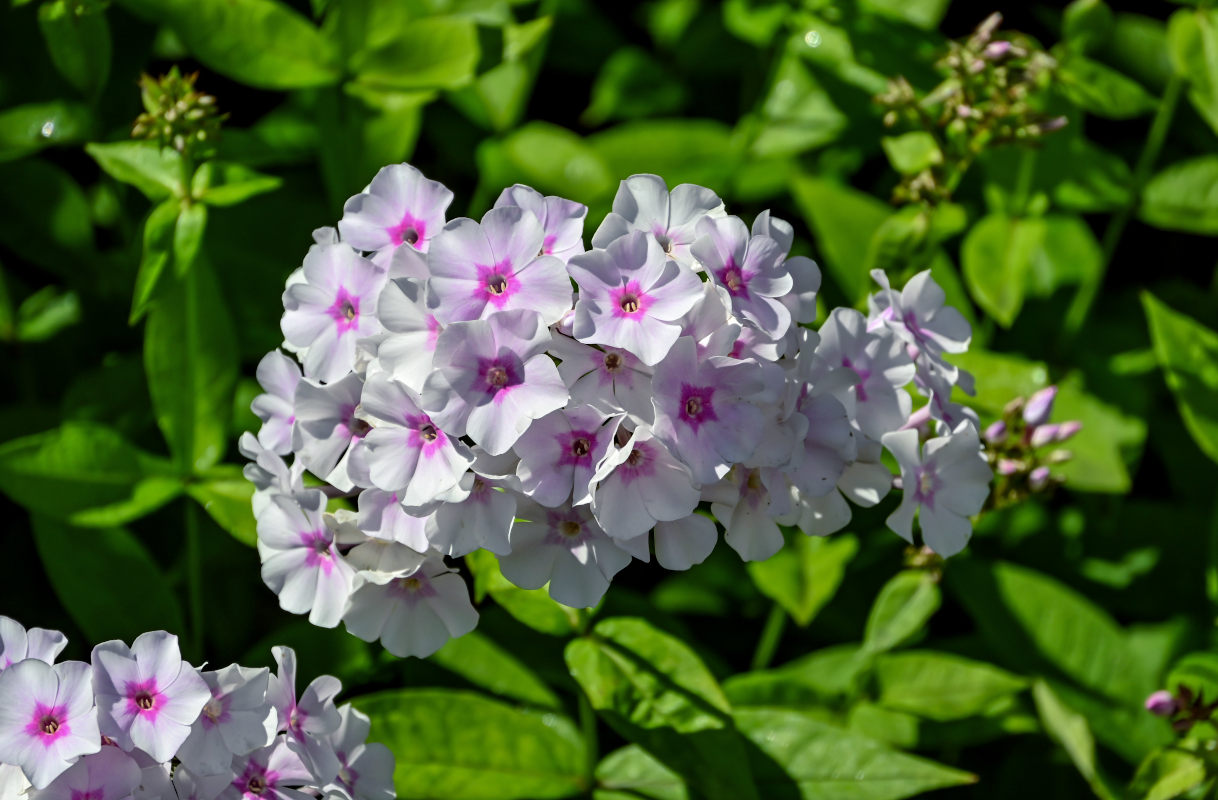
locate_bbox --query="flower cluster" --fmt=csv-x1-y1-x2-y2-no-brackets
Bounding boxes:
242,164,992,657
982,384,1080,509
0,617,393,800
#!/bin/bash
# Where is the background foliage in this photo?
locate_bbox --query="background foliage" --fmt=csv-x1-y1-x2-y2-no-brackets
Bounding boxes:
0,0,1216,797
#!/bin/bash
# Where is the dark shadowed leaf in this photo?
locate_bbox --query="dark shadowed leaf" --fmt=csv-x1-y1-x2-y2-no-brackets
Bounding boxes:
1142,293,1218,464
863,571,941,654
1139,156,1218,235
873,651,1028,721
747,533,858,626
38,0,111,98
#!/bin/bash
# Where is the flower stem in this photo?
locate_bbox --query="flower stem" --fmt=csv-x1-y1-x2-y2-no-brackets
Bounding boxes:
185,499,204,661
1063,73,1183,339
750,604,788,671
578,690,598,789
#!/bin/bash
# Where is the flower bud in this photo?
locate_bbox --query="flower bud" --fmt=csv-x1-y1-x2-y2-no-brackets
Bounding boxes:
997,458,1021,476
1144,690,1178,717
1029,423,1059,449
1023,385,1057,427
1028,466,1051,491
1054,420,1082,442
983,419,1007,444
982,41,1012,60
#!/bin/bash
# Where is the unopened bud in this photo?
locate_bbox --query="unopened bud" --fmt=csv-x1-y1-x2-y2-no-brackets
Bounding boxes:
1029,424,1058,449
1023,385,1057,427
1028,466,1051,491
983,420,1007,444
997,458,1021,476
1145,690,1178,717
1055,420,1082,443
983,41,1012,60
1046,449,1073,464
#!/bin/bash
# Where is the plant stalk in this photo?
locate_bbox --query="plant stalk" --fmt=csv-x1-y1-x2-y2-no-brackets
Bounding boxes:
185,500,204,662
750,604,788,672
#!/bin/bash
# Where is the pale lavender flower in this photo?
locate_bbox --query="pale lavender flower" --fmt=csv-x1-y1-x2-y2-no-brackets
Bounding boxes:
500,500,634,608
252,351,302,456
568,231,703,366
257,491,356,628
0,659,100,788
0,616,67,670
172,766,232,800
691,215,793,339
176,665,277,776
649,337,765,485
550,335,654,422
91,632,210,763
130,748,172,800
342,559,478,659
369,278,442,392
421,309,568,456
267,647,341,785
31,746,141,800
293,373,367,491
427,206,573,325
814,308,915,440
514,407,616,507
281,244,387,384
355,489,430,553
493,184,588,263
425,472,516,557
881,422,992,557
652,515,718,571
239,433,304,518
1028,424,1060,449
591,174,725,267
338,164,453,256
587,426,700,541
704,466,789,562
322,705,394,800
1055,420,1082,442
219,737,314,800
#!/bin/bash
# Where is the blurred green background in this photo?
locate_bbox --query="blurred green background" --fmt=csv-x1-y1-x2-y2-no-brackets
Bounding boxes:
2,0,1218,797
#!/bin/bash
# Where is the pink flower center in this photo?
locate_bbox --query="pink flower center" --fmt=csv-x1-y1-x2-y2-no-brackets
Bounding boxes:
326,287,361,333
616,441,656,485
301,531,335,575
677,384,717,432
389,573,436,604
558,430,596,466
233,763,280,799
387,213,426,249
611,281,653,320
913,466,939,508
26,703,69,745
541,234,557,255
475,259,521,309
604,352,623,372
124,678,162,719
716,258,752,298
478,357,522,400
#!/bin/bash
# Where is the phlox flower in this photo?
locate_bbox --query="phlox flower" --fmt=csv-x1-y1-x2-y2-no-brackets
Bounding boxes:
494,184,588,263
130,748,173,800
868,269,970,384
252,351,302,455
568,231,703,366
550,335,654,423
591,174,725,267
587,426,700,541
267,647,341,785
881,422,992,557
338,163,453,256
219,736,314,800
425,471,516,557
172,765,232,800
355,489,430,553
0,658,100,788
421,309,568,456
239,433,304,518
343,559,478,659
514,407,616,507
815,308,915,440
177,665,277,776
293,373,367,491
704,466,790,562
652,515,719,571
257,490,356,628
368,278,441,392
691,215,793,339
0,616,67,670
91,631,210,763
31,746,141,800
427,206,573,325
790,392,857,499
322,705,394,800
281,244,387,384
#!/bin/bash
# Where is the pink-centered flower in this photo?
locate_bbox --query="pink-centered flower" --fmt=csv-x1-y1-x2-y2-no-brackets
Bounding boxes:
493,184,588,264
514,407,616,508
691,215,793,339
0,616,67,671
176,664,277,777
266,647,341,785
343,559,478,659
0,659,100,789
550,335,654,423
591,174,725,267
370,278,443,393
322,705,395,800
30,745,141,800
338,163,453,256
587,425,700,541
91,631,210,764
292,373,367,492
218,736,314,800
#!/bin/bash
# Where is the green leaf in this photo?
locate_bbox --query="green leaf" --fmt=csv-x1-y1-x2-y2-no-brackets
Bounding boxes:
192,161,283,206
1166,652,1218,700
588,120,737,193
873,651,1028,721
1050,137,1134,213
130,200,179,324
1032,680,1118,800
1168,8,1218,136
747,533,858,626
145,262,238,473
15,287,80,342
749,54,847,159
583,47,686,126
173,203,207,277
86,141,183,201
1057,54,1158,118
595,745,689,800
1142,293,1218,464
0,160,93,276
880,132,942,176
1139,156,1218,235
353,17,479,90
319,83,429,205
32,515,185,643
115,0,339,89
734,708,976,799
565,617,759,800
1027,215,1102,296
478,123,614,206
186,469,257,547
724,644,869,709
37,0,111,98
429,630,562,710
857,0,950,30
353,688,587,800
465,549,583,636
1063,0,1114,54
1128,748,1208,800
0,422,181,526
0,101,94,161
960,213,1046,328
863,571,941,654
789,174,891,302
948,559,1154,703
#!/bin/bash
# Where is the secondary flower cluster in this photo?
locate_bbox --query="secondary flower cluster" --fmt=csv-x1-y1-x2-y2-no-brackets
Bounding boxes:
0,617,393,800
242,164,992,658
982,385,1081,509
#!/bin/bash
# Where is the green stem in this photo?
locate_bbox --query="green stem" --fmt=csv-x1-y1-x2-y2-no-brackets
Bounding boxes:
1063,73,1183,338
578,690,598,791
185,500,204,661
750,604,788,672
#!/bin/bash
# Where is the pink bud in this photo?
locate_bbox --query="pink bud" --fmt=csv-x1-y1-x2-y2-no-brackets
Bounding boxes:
997,458,1021,476
902,405,932,432
983,420,1007,444
1144,690,1177,717
1028,466,1051,491
983,41,1012,60
1024,386,1057,427
1029,424,1059,449
1055,420,1082,442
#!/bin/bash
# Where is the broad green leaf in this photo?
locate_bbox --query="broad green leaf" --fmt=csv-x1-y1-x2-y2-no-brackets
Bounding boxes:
948,559,1154,703
873,651,1028,721
430,630,561,710
1168,8,1218,136
1057,54,1157,118
583,48,685,126
0,101,94,161
749,54,847,159
1166,652,1218,700
448,17,551,132
789,174,890,302
1063,0,1114,54
1142,293,1218,464
880,132,941,176
353,17,479,91
115,0,340,89
14,287,80,343
1032,680,1117,800
1099,13,1172,94
145,262,238,473
32,516,185,643
863,571,941,654
595,745,689,800
588,120,737,193
722,0,789,47
747,533,858,626
173,202,207,277
186,470,257,547
192,161,283,206
0,422,181,526
319,83,429,205
735,708,976,799
130,200,179,324
960,213,1046,328
1027,215,1102,297
724,644,869,709
849,698,1040,751
38,0,111,98
1128,748,1208,800
1048,678,1173,765
86,141,183,201
465,549,583,636
1139,156,1218,235
478,123,614,207
354,688,587,800
857,0,949,30
1050,137,1134,213
566,617,759,800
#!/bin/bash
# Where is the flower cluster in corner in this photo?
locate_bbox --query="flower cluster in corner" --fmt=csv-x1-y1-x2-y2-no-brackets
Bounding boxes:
0,616,393,800
241,165,993,658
